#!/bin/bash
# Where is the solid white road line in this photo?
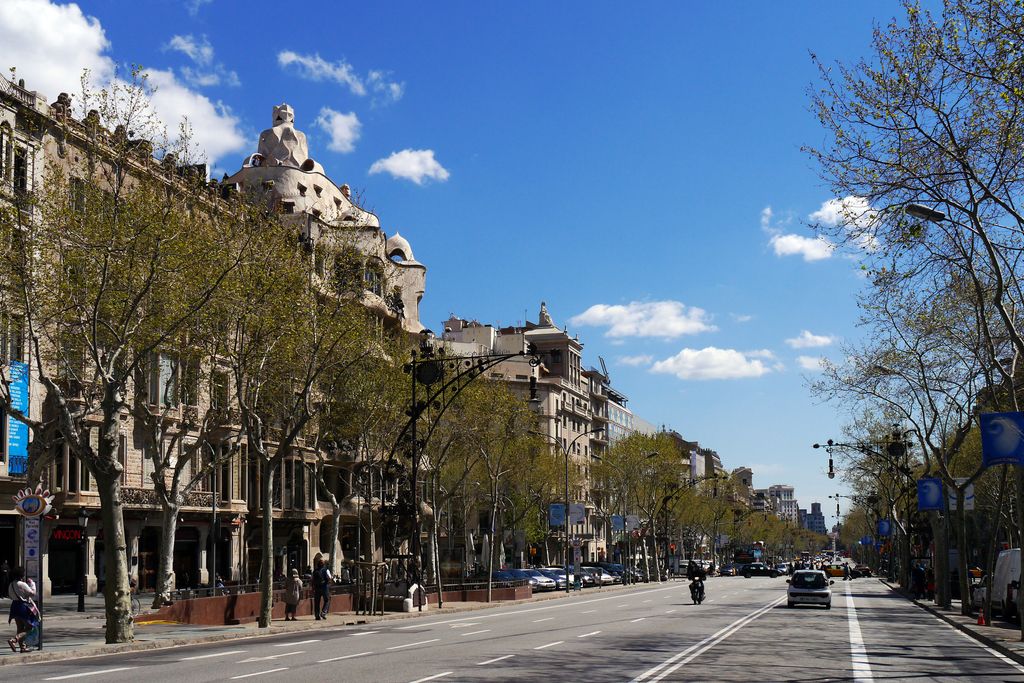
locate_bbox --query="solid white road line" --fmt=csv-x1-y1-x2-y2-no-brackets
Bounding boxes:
461,629,491,636
581,609,597,614
477,654,515,665
631,596,786,682
408,673,453,683
618,603,630,607
45,669,137,681
237,651,304,663
178,650,247,661
387,638,440,650
351,630,379,636
449,622,479,628
230,668,288,680
317,651,372,663
845,582,873,682
274,639,320,646
578,631,601,638
631,618,646,623
534,640,564,650
532,617,554,623
947,621,1024,675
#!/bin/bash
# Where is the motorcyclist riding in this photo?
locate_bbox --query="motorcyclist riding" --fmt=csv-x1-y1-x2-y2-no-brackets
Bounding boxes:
687,560,706,604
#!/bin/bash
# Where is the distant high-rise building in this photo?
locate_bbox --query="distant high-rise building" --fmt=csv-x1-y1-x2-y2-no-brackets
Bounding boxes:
805,502,828,534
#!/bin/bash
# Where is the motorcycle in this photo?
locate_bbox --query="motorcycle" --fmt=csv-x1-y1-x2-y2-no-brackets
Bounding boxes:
689,578,705,605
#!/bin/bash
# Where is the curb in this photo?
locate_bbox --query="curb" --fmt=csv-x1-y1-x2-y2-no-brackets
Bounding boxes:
0,582,640,667
879,578,1024,667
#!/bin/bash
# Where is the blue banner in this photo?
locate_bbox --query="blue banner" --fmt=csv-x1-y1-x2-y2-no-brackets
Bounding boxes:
7,360,29,476
860,535,873,546
611,515,624,532
877,519,892,537
917,477,945,511
980,412,1024,468
548,503,565,527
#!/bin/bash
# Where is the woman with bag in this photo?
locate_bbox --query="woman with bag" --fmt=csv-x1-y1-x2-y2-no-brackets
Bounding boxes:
283,568,302,621
7,566,38,653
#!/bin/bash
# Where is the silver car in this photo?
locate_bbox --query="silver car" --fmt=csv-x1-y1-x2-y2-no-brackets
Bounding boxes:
787,569,833,609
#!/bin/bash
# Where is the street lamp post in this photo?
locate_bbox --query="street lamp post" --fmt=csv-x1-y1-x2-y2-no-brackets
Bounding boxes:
77,511,88,613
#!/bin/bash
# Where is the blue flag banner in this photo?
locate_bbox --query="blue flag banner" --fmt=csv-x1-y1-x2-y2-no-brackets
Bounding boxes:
548,503,566,527
877,519,892,537
611,515,624,532
7,361,29,476
860,535,873,546
980,412,1024,468
917,477,945,511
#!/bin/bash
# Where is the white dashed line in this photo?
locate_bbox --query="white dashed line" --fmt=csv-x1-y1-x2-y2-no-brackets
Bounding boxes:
45,670,137,681
408,673,452,683
534,640,564,650
631,617,646,623
274,639,320,646
477,654,515,665
230,669,288,680
178,650,246,661
533,617,554,623
317,651,373,663
461,629,491,636
578,631,601,638
387,638,440,650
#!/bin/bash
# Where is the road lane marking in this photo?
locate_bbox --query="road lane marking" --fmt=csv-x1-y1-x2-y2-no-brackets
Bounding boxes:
631,618,646,623
408,673,452,683
449,622,480,628
179,650,246,661
462,629,491,636
578,631,601,638
581,609,597,614
388,638,440,650
237,651,303,663
643,599,652,603
532,617,554,623
318,651,372,663
845,582,873,682
230,669,288,680
947,625,1024,675
665,609,676,614
351,631,379,636
45,669,137,681
631,595,785,682
477,655,514,665
534,640,564,650
618,603,629,607
274,639,320,646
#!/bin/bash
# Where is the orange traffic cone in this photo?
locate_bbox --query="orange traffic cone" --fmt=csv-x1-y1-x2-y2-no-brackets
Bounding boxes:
978,607,986,626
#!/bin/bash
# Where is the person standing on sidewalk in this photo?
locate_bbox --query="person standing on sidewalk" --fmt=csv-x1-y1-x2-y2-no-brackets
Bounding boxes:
312,559,332,619
283,569,302,621
7,566,37,653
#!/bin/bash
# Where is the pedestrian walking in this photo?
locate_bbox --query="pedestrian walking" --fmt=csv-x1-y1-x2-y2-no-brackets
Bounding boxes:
7,566,38,653
312,559,332,619
911,563,925,599
283,569,302,621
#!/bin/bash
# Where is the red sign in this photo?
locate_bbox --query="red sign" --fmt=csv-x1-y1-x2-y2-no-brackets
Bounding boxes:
51,527,84,543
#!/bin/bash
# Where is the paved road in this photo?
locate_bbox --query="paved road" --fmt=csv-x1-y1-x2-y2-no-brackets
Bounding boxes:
11,577,1024,682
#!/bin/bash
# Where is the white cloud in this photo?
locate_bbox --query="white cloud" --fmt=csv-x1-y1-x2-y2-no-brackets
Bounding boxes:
809,196,879,251
145,68,246,163
368,70,405,104
762,204,836,261
618,355,653,367
278,50,366,96
0,1,246,164
167,35,240,88
797,355,826,372
369,149,450,185
185,0,213,16
0,0,114,101
315,108,361,153
569,301,717,339
731,313,754,323
650,347,774,380
769,233,835,261
167,34,213,66
785,330,835,349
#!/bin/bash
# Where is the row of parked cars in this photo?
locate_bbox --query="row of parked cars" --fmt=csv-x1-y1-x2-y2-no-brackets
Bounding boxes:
491,563,645,591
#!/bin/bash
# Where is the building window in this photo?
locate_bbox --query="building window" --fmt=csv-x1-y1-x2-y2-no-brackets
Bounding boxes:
13,145,29,195
149,353,178,408
363,263,383,296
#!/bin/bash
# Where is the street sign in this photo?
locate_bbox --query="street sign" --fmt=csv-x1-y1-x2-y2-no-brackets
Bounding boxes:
917,477,944,511
625,515,640,531
980,412,1024,468
548,503,565,527
611,515,624,532
568,503,586,525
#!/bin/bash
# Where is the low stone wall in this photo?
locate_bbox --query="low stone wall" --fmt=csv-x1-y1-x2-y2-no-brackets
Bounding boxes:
433,585,532,603
141,587,354,626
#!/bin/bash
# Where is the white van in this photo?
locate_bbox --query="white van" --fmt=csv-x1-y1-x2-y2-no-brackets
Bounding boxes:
991,548,1021,619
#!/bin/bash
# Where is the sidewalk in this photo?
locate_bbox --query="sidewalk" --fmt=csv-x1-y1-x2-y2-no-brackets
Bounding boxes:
0,583,633,666
880,578,1024,664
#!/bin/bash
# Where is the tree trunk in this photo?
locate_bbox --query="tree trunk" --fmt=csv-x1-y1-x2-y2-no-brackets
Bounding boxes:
486,493,497,603
329,499,341,576
956,490,970,615
431,476,443,608
96,472,133,643
258,459,275,628
984,466,1008,627
1017,466,1024,641
640,533,651,582
153,500,180,608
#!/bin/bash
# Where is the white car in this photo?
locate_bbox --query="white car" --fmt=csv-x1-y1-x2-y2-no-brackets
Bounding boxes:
787,570,833,609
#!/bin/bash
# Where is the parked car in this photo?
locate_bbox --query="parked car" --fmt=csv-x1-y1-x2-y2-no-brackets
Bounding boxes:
587,562,625,583
511,568,556,591
579,566,613,586
824,564,846,578
853,564,872,577
490,570,517,583
787,570,834,609
742,562,779,578
992,548,1021,620
535,567,569,590
718,563,738,577
775,562,790,574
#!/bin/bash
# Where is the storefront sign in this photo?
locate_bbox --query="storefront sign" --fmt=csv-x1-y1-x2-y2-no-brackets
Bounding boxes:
50,527,84,543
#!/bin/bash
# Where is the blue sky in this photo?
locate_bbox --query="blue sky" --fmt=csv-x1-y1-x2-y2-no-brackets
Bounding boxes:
1,0,906,519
